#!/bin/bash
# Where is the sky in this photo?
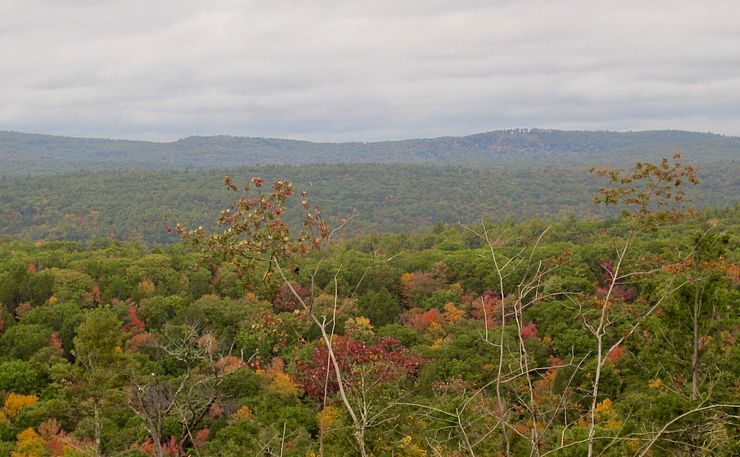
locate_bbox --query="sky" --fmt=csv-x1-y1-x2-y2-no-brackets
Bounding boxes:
1,0,740,142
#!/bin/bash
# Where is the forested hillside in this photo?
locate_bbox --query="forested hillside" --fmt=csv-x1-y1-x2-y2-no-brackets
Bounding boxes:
0,136,737,457
3,0,738,455
1,163,738,244
2,129,739,176
0,191,737,456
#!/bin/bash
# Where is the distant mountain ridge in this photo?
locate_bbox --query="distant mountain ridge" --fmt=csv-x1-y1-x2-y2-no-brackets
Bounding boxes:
1,129,739,176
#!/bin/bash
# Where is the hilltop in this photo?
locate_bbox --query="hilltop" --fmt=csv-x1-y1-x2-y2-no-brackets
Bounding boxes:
1,129,738,176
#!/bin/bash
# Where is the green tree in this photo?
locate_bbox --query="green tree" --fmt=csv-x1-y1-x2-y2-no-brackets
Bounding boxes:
73,307,123,368
0,361,48,394
358,289,400,327
72,307,126,456
1,324,51,360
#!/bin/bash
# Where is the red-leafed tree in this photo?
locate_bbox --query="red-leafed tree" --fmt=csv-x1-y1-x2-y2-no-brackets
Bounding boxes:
295,335,423,402
126,332,156,353
86,283,103,306
520,321,538,340
295,334,423,455
469,290,501,329
402,308,442,333
124,305,146,333
606,344,625,363
400,271,443,307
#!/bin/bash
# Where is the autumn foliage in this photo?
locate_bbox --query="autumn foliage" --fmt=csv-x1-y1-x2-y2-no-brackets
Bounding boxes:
296,336,423,401
0,158,735,456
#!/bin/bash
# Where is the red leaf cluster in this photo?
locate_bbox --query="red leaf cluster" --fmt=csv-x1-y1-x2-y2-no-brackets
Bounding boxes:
597,260,637,303
86,284,103,305
295,336,423,401
402,308,441,333
126,332,156,353
208,403,223,419
216,355,247,374
607,345,625,363
520,321,538,340
38,418,66,456
400,271,443,306
49,331,64,352
139,436,182,457
124,305,146,333
194,428,209,448
469,290,501,327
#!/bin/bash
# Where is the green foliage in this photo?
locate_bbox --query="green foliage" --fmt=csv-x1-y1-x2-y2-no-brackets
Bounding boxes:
20,302,82,354
50,268,95,304
73,307,123,368
358,289,400,327
0,361,48,394
0,324,51,360
376,324,421,348
0,441,13,457
1,163,736,245
0,187,735,456
137,296,186,330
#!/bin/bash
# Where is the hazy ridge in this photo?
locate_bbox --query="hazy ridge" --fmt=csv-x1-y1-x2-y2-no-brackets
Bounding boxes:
2,129,739,176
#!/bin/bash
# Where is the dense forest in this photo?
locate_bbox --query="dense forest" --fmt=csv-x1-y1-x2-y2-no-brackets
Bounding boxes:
1,163,738,244
2,129,740,176
0,156,737,456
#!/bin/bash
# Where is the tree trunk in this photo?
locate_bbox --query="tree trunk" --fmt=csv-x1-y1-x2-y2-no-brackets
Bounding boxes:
152,431,164,457
691,282,701,401
93,402,103,457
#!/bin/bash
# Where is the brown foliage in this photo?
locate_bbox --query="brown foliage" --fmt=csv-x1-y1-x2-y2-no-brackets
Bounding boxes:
272,281,309,313
591,153,699,227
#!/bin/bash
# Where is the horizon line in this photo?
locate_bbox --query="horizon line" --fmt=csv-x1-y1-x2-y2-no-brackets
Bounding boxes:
0,127,736,146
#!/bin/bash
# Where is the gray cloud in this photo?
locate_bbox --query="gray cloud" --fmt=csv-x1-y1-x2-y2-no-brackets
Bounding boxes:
1,0,739,141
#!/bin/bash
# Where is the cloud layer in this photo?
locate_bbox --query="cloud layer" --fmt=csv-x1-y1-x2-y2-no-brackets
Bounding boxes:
2,0,739,141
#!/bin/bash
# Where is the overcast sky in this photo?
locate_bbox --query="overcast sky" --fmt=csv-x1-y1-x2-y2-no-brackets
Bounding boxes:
1,0,739,142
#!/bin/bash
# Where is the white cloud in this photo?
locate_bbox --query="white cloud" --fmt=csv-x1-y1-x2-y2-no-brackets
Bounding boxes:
1,0,739,141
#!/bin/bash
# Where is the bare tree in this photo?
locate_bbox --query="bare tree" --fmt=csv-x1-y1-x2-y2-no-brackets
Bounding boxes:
582,154,700,457
127,325,252,457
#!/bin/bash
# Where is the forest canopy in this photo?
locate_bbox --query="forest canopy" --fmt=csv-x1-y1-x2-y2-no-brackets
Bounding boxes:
0,157,737,456
1,163,737,244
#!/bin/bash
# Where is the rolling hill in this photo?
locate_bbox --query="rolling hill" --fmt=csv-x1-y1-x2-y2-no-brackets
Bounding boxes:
1,129,738,176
